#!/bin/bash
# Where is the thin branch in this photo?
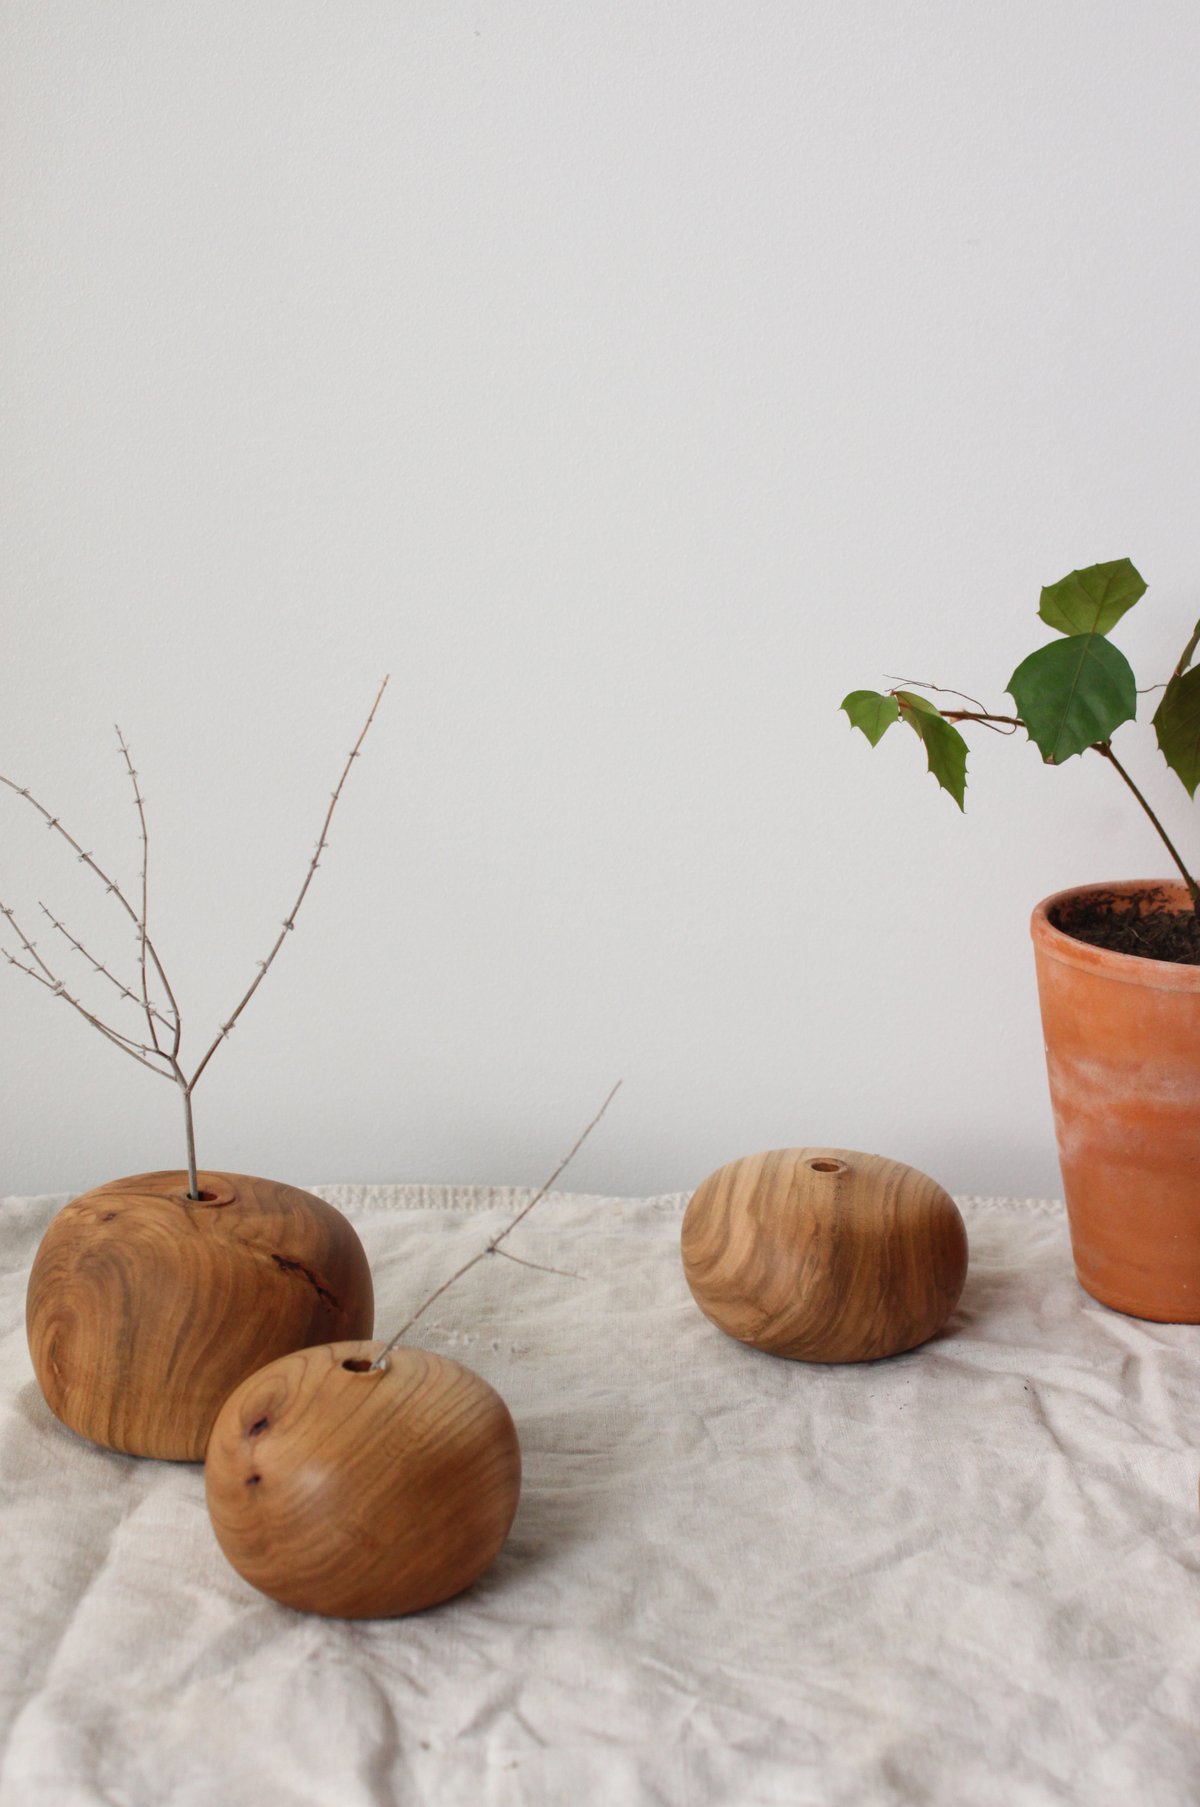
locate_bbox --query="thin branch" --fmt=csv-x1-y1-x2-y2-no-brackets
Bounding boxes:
1,902,174,1078
0,771,181,1031
883,686,1023,737
1169,618,1200,686
936,710,1023,736
187,676,390,1091
115,725,171,1057
1093,742,1200,914
371,1078,622,1366
884,677,996,716
38,902,175,1030
490,1246,586,1283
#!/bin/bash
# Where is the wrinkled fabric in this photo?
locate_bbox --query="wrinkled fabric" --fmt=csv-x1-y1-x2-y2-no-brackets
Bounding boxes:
1,1184,1199,1807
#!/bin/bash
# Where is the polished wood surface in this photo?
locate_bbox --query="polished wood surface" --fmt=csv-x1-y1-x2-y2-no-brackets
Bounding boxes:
26,1171,374,1461
205,1340,522,1618
681,1147,968,1362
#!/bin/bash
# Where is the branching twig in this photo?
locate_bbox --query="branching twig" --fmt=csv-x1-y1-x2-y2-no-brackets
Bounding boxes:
490,1247,586,1283
187,675,390,1091
38,902,175,1031
115,725,174,1058
2,679,389,1196
370,1079,622,1367
1,901,174,1078
0,772,181,1029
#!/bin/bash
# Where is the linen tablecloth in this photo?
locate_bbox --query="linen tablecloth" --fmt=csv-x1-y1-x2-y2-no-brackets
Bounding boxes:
1,1184,1198,1807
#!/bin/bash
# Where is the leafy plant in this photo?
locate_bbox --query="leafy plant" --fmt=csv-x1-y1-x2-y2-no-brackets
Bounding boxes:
841,558,1200,916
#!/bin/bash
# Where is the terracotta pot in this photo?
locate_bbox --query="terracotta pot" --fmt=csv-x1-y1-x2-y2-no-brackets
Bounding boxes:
26,1170,374,1460
1031,881,1200,1321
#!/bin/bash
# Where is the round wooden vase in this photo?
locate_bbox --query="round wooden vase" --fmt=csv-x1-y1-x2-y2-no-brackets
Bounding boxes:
26,1171,374,1461
681,1147,968,1362
205,1340,522,1618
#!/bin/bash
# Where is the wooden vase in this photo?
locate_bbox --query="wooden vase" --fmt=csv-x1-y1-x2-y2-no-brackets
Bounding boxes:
26,1170,374,1461
681,1147,968,1362
205,1340,522,1618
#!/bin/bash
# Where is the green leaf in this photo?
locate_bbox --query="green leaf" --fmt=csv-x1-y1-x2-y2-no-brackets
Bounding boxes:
1038,559,1146,637
893,689,939,716
1008,634,1136,763
895,692,968,809
1153,664,1200,797
1169,616,1200,682
840,689,900,747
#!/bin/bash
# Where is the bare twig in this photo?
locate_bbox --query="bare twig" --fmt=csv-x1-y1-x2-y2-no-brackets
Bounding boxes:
371,1079,622,1367
115,725,174,1057
187,675,390,1090
0,772,181,1029
1,678,389,1196
490,1246,586,1282
1,901,173,1078
38,902,175,1031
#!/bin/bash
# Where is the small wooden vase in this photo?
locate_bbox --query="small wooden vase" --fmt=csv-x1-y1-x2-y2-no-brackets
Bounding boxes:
26,1170,374,1461
681,1147,967,1362
205,1340,522,1618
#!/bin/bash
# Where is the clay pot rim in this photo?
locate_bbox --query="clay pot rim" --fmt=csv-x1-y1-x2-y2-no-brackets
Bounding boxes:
1031,879,1200,993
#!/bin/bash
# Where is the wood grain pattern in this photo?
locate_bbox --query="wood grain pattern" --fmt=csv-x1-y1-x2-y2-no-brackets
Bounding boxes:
26,1171,374,1461
205,1340,522,1618
681,1147,968,1362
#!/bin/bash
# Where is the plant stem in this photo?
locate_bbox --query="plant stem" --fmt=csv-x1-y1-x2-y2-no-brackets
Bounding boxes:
938,709,1023,728
900,688,1200,919
187,675,389,1093
369,1079,622,1368
1094,742,1200,918
177,1079,199,1199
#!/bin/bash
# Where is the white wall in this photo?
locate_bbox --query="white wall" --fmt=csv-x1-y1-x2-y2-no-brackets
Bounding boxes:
3,2,1198,1202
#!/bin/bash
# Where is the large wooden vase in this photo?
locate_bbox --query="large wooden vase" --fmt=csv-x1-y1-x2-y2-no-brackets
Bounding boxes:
26,1170,374,1461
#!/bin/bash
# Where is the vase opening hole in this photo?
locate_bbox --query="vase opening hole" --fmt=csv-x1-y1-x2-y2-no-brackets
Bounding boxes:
190,1190,219,1203
342,1358,374,1373
809,1159,845,1175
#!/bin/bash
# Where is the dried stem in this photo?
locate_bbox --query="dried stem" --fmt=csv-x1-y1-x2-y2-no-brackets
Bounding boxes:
0,900,174,1078
491,1247,586,1283
1,678,389,1198
38,902,175,1031
371,1079,622,1367
178,1082,199,1199
187,675,390,1092
0,772,181,1029
115,725,174,1058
